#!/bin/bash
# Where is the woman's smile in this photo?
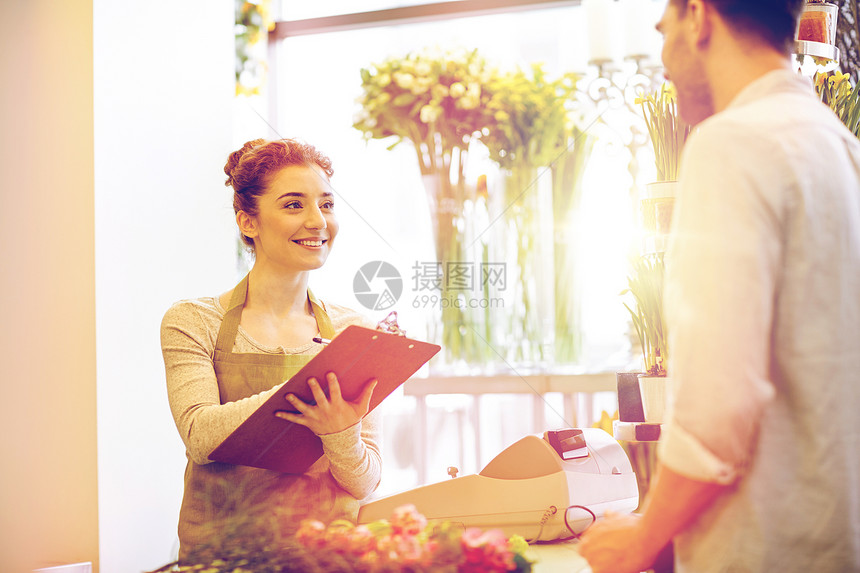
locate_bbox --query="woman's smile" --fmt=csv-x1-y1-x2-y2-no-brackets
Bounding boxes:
293,237,328,248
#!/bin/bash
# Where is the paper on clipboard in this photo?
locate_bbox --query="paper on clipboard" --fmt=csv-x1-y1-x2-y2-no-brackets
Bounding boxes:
210,325,440,474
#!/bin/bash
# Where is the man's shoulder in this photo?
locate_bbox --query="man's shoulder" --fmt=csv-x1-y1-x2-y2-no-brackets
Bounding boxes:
709,74,844,138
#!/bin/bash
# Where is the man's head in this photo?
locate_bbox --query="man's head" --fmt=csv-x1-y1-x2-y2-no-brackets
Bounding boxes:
657,0,804,124
668,0,805,53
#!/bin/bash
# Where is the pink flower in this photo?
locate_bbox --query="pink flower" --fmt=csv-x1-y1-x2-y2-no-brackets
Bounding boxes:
390,504,428,536
345,525,378,557
377,533,424,563
460,528,517,572
295,519,327,550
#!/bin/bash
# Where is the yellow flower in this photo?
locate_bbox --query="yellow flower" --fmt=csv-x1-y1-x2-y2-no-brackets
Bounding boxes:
459,95,480,110
431,84,449,99
415,61,432,76
449,82,467,98
376,73,392,88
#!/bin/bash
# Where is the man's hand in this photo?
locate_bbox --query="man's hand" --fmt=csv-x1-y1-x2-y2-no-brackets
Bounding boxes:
578,512,660,573
275,372,377,435
579,464,729,573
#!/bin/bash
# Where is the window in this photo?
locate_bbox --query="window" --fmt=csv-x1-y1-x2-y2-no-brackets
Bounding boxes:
253,0,653,491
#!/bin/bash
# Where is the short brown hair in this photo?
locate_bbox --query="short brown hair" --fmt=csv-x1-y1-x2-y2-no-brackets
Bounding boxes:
224,139,334,249
672,0,804,52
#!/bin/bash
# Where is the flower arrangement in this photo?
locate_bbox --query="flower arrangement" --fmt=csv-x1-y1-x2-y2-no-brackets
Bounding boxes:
637,83,692,182
353,48,592,368
295,505,533,573
354,47,499,368
479,63,585,364
353,46,496,178
234,0,275,96
151,505,533,572
621,252,667,376
815,70,860,137
480,64,581,170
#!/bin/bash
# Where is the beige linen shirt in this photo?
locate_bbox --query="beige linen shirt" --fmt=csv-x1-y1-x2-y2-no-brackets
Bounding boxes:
659,70,860,572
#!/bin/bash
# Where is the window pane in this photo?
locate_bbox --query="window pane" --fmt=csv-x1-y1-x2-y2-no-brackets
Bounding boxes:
270,5,634,367
261,4,657,494
279,0,467,21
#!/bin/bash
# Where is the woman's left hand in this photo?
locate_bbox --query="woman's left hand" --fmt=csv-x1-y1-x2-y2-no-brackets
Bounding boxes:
275,372,377,435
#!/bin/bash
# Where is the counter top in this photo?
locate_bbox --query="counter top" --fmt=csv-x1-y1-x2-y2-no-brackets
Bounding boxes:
528,540,591,572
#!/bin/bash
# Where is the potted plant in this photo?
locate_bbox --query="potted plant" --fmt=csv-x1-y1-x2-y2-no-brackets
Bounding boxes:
637,83,692,252
815,69,860,137
621,252,671,423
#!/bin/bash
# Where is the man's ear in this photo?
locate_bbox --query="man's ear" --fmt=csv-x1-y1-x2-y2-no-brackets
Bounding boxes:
687,0,714,47
236,210,258,239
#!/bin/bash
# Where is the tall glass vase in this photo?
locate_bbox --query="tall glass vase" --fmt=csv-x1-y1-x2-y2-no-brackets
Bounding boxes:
420,164,492,372
495,162,554,367
551,133,595,365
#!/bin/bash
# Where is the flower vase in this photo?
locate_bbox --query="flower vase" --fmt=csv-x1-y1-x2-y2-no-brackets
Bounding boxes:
642,181,678,253
494,163,555,366
420,170,491,372
638,374,673,423
551,134,595,365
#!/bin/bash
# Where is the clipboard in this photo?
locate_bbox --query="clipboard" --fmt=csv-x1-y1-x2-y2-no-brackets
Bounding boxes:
210,325,440,474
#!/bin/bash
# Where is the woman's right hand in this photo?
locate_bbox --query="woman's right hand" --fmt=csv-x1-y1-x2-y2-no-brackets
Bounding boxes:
274,372,377,435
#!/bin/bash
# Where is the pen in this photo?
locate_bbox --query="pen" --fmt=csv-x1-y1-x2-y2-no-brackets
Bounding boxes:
312,337,331,345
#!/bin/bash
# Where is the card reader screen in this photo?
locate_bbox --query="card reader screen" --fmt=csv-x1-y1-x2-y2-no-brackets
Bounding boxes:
546,428,589,460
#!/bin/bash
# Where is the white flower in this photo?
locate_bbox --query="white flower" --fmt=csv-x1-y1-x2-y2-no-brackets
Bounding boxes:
393,72,415,90
411,77,434,96
420,104,442,123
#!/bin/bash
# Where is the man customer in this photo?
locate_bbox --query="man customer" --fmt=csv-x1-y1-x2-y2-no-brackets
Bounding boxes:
579,1,860,571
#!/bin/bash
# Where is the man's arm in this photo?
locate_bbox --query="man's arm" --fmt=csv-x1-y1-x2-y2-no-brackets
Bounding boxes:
578,463,728,573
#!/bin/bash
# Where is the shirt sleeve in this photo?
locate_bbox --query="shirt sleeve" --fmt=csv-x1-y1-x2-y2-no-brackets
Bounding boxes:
320,409,383,500
658,121,782,484
160,301,280,464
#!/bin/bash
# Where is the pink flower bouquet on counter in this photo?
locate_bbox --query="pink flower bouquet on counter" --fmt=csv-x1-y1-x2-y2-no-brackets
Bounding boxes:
296,504,534,573
149,504,534,573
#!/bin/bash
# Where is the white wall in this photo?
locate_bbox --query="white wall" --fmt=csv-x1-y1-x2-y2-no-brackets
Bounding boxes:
94,2,236,571
0,2,99,571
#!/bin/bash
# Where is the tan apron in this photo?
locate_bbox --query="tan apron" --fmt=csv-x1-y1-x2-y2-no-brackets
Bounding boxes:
178,274,356,561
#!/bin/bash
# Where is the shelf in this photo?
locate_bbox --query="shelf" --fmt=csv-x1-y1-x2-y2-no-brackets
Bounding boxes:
613,420,662,442
795,40,840,62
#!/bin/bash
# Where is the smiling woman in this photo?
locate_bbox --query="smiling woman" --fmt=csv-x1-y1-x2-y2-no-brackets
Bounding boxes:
160,138,382,565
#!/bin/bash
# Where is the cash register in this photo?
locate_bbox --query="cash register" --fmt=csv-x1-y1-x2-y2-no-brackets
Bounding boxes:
358,428,639,541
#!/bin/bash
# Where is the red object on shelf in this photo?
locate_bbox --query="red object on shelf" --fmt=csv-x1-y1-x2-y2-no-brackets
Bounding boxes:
798,10,831,44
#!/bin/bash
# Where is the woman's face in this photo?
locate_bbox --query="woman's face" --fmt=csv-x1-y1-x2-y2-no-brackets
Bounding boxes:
241,164,339,272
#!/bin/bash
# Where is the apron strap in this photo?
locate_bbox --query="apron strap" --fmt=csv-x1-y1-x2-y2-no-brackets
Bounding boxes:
309,289,335,339
215,275,335,354
214,273,249,355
